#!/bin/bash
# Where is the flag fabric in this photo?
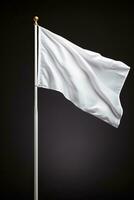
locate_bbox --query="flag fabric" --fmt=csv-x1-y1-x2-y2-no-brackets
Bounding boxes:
37,25,130,128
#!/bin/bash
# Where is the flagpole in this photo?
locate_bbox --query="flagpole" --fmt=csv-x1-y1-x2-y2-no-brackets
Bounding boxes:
33,16,39,200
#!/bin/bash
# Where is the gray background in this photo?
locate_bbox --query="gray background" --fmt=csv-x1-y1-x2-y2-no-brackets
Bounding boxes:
2,1,133,199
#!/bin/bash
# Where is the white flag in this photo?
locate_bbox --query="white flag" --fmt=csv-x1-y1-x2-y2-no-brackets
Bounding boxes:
37,25,130,128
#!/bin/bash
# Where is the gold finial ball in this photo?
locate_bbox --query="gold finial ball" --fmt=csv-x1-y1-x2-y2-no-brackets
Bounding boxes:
33,16,39,24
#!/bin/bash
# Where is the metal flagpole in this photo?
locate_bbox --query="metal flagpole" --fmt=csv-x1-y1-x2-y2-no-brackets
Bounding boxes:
33,16,39,200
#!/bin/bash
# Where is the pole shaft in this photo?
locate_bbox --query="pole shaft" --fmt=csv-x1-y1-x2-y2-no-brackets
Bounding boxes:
34,23,38,200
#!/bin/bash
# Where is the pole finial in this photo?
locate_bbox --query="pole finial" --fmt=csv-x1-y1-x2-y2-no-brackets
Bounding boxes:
33,16,39,25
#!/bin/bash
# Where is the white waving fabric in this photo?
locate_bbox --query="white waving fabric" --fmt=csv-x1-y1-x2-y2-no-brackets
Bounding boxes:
37,25,130,128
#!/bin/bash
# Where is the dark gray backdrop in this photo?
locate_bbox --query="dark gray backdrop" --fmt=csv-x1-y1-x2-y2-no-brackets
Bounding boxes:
2,1,134,200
